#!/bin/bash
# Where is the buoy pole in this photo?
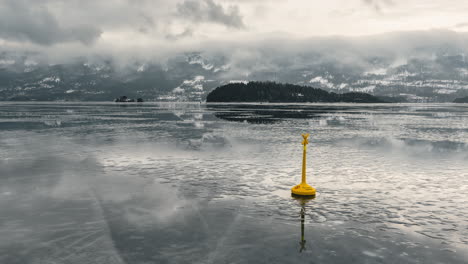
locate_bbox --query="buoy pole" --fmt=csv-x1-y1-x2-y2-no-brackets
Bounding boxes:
291,133,316,197
302,141,307,184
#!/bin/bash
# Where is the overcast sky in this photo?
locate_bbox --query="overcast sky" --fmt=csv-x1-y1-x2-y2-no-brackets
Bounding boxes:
1,0,468,62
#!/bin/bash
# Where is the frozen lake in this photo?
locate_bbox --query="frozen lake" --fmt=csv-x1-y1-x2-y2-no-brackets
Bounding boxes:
1,102,467,263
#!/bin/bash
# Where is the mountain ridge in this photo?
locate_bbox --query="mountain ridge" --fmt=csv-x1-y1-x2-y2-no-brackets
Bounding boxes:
2,48,468,102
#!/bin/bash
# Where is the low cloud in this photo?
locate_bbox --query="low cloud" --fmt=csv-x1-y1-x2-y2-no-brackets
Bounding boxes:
455,22,468,28
0,0,102,45
176,0,245,28
362,0,394,12
165,28,194,40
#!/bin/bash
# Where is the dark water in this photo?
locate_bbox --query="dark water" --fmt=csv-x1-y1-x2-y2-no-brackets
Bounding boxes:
0,102,467,264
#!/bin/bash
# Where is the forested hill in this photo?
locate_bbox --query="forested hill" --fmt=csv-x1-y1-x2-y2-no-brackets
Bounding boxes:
453,96,468,103
206,82,386,103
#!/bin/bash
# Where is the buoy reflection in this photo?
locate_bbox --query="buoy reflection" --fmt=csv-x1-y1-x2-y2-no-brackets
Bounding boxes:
293,196,315,253
300,205,306,252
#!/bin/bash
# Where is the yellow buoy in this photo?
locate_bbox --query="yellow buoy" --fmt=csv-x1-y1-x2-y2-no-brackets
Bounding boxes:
291,133,316,197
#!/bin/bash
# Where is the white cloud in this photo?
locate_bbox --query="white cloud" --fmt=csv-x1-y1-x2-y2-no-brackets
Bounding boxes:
1,0,468,65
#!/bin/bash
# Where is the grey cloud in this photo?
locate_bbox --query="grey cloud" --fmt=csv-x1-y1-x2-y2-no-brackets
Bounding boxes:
165,28,194,40
455,22,468,28
0,0,102,45
176,0,245,28
362,0,394,12
137,13,157,34
195,30,468,79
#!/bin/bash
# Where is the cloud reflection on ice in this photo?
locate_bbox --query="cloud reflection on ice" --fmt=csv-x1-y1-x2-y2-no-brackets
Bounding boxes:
0,102,467,263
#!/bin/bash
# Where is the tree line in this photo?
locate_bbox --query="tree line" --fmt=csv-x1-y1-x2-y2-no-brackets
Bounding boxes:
206,81,386,103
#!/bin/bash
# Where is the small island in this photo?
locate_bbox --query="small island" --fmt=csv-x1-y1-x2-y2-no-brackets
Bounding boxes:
206,82,386,103
114,96,144,102
453,96,468,103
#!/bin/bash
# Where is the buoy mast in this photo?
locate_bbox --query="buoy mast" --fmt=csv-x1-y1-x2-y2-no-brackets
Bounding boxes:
291,133,316,197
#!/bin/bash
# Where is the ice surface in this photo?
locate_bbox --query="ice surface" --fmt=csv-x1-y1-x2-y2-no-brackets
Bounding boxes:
0,102,467,263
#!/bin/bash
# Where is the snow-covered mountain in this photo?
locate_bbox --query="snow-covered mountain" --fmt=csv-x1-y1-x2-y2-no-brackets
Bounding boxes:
0,53,226,101
301,54,468,102
1,50,468,102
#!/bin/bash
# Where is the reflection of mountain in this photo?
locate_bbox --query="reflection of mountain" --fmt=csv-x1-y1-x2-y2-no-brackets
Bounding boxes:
209,104,316,124
209,103,381,124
